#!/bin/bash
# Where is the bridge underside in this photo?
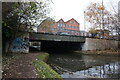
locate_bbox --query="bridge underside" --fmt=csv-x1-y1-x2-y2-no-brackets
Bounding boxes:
37,40,83,52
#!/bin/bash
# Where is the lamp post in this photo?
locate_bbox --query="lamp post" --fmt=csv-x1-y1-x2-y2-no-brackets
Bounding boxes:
101,0,104,38
118,1,120,40
84,11,86,36
84,11,86,31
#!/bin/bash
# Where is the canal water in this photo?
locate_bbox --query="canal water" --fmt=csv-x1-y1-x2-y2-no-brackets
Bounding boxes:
47,52,120,78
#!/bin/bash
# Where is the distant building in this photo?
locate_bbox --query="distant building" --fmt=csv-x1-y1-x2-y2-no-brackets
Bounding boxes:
37,18,80,35
80,30,88,36
37,18,56,33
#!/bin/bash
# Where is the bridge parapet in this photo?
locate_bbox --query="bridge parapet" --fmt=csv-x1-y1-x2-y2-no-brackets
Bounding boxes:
29,32,85,42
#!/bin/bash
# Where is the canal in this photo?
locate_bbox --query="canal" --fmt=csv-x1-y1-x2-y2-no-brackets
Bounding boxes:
47,52,120,78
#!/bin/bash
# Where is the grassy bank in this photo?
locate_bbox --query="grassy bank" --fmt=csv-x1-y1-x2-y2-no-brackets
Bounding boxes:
33,53,62,79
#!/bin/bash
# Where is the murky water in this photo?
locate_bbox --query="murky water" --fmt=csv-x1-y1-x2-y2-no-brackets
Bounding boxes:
47,52,120,78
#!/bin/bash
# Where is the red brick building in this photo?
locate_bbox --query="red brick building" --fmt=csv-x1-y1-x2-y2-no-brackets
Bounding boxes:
65,18,80,35
37,18,80,35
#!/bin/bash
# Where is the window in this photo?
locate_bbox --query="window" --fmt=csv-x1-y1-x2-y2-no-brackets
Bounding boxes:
58,23,60,26
63,28,65,31
65,28,66,31
52,23,54,26
60,28,63,31
61,24,62,26
74,26,77,29
74,26,76,29
63,24,65,27
52,28,54,31
58,28,60,31
70,21,72,24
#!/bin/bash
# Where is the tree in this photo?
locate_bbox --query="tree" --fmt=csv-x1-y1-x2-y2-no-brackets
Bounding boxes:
108,1,120,49
85,3,107,29
2,1,51,53
88,28,97,37
107,1,120,40
85,2,119,39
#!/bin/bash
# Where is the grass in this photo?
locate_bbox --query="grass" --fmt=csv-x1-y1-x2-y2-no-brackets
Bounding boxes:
36,53,49,62
33,53,62,79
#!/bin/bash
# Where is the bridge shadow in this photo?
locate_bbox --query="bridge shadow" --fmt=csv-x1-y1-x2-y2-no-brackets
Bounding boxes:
40,40,83,54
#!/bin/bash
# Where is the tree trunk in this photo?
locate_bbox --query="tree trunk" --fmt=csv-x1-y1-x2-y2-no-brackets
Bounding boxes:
7,40,13,53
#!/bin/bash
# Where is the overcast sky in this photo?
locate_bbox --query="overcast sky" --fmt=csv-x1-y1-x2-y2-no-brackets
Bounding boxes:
50,0,119,31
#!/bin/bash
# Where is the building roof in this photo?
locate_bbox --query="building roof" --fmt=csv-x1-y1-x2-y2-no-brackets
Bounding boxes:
65,18,80,25
57,18,65,23
56,18,80,25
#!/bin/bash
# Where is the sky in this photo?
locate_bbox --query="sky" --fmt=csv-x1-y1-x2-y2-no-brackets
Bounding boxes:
49,0,119,31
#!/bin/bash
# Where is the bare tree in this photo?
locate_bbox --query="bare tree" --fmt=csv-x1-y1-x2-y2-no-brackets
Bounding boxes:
85,2,119,40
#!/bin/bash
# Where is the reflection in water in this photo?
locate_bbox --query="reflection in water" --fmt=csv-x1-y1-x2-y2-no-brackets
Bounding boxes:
47,53,120,78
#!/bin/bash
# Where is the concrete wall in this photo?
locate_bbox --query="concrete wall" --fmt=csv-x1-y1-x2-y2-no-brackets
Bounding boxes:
82,38,120,51
5,33,29,53
10,37,29,53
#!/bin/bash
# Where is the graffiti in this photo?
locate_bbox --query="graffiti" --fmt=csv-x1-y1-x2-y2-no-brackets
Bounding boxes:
11,37,29,53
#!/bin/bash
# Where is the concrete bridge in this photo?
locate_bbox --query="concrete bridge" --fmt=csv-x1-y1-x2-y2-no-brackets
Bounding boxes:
29,32,86,52
29,32,85,42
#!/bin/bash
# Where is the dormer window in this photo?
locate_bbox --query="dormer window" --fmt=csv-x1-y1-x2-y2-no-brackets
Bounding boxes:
74,21,76,24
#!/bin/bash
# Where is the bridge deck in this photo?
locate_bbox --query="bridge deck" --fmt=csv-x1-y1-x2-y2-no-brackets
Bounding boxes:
29,32,85,42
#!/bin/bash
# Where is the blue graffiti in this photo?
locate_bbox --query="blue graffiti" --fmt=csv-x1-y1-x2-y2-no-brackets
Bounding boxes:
13,38,23,47
11,37,29,52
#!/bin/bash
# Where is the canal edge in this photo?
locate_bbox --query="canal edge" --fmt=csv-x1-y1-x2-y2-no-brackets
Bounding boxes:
33,52,63,79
